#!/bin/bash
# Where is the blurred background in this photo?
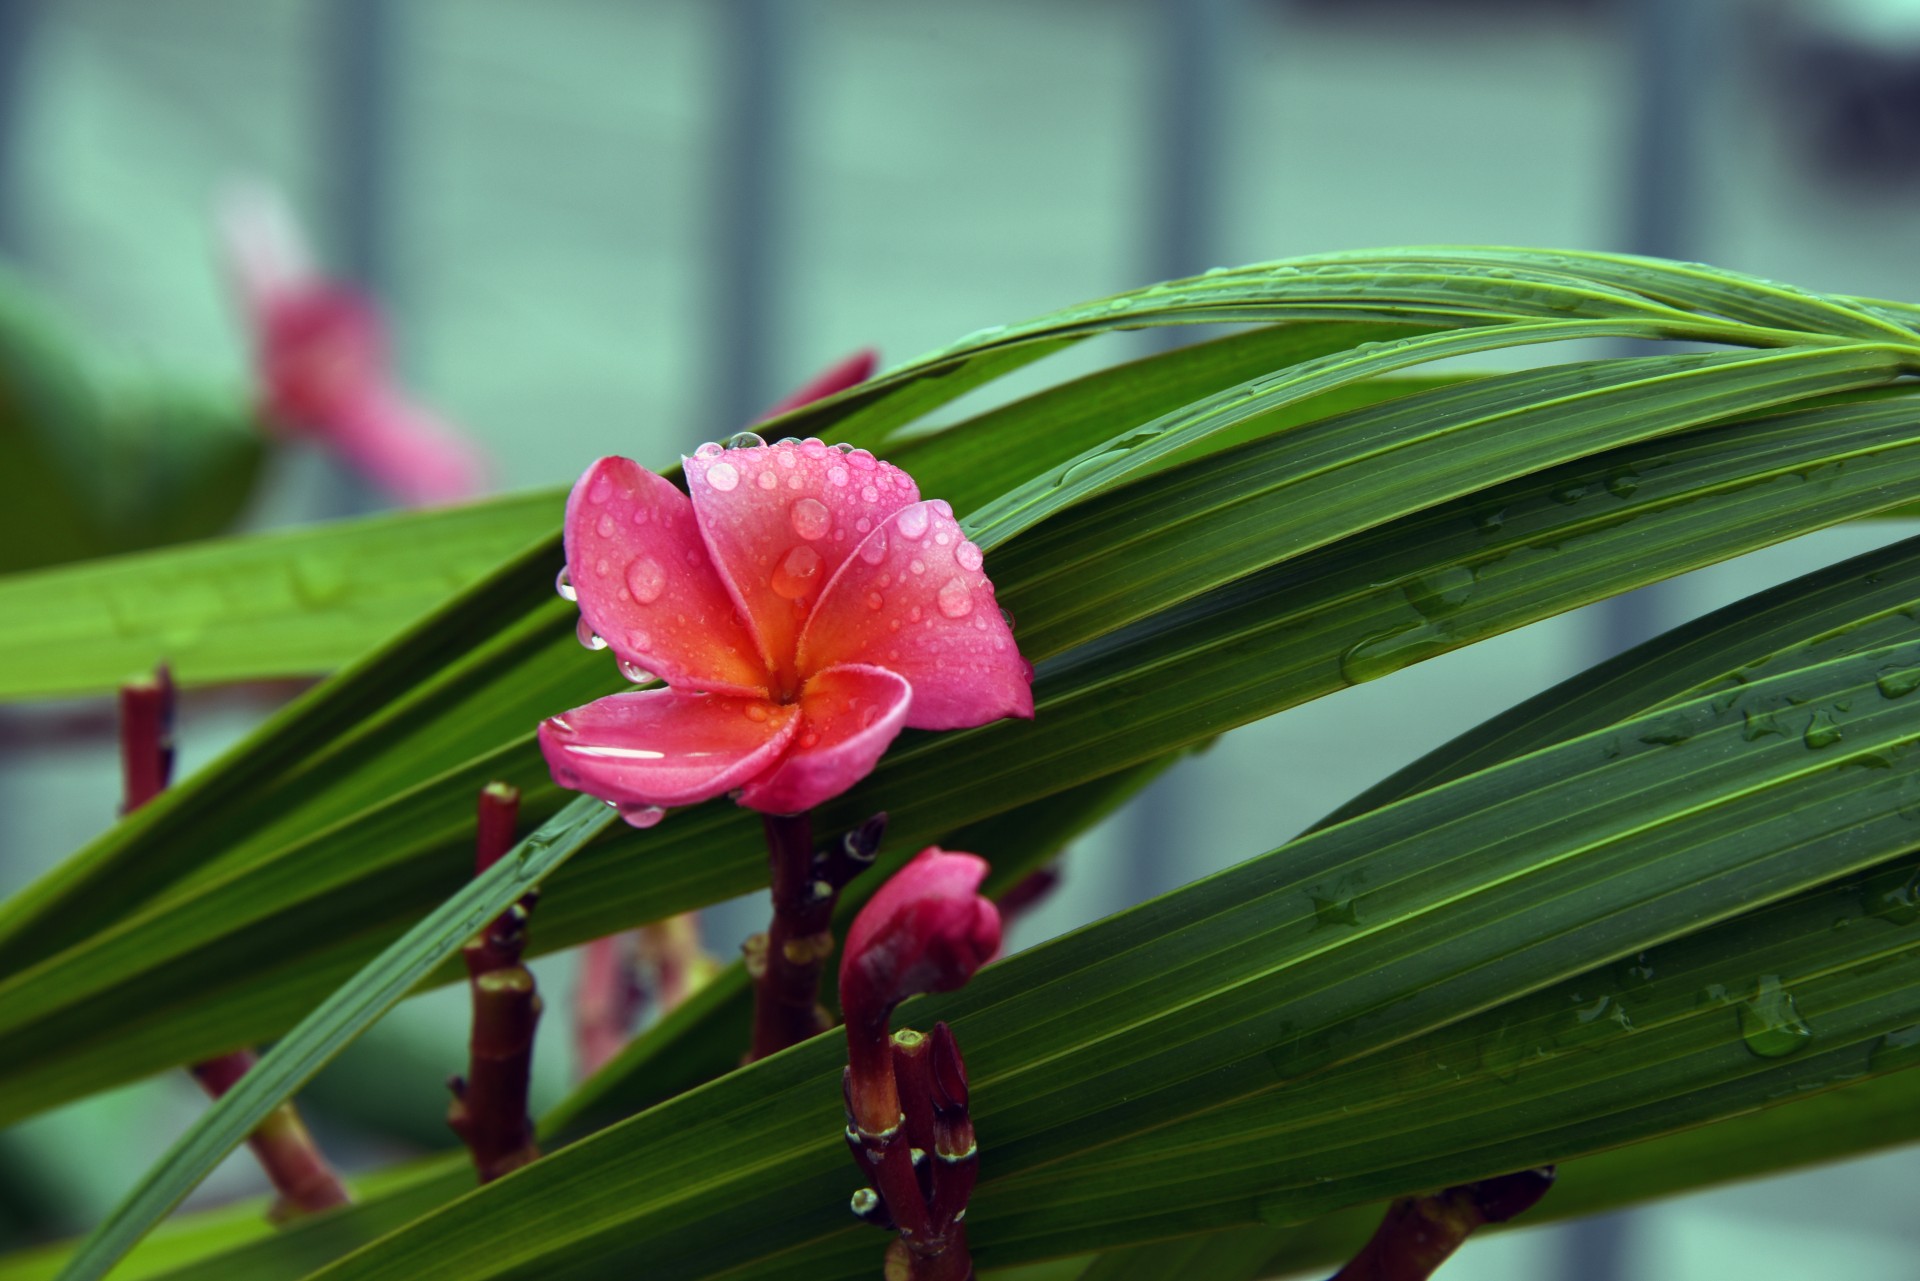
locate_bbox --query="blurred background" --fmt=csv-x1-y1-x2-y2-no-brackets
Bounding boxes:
5,0,1920,1275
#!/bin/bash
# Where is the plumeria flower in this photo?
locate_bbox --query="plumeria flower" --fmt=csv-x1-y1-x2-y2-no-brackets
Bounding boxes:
540,437,1032,825
218,182,489,507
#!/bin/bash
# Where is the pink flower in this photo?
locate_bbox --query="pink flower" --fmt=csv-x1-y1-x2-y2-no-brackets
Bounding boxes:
839,847,1002,1043
838,847,999,1141
218,184,489,507
539,441,1032,822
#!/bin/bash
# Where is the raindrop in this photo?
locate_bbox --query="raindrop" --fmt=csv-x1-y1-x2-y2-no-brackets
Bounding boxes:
1605,467,1641,499
619,803,666,829
999,606,1017,630
618,658,656,684
588,473,614,504
626,557,666,604
897,505,931,539
1742,709,1785,742
1310,895,1359,928
722,430,766,450
867,591,884,611
1878,666,1920,699
861,484,880,502
772,544,823,599
937,577,974,619
860,528,889,565
1738,975,1813,1058
693,441,725,459
791,497,832,540
596,514,616,538
576,617,609,651
1403,566,1475,620
554,566,577,602
707,461,740,492
757,469,778,490
1106,297,1134,311
1340,622,1449,685
828,465,850,487
910,558,927,575
1803,710,1844,750
956,541,985,571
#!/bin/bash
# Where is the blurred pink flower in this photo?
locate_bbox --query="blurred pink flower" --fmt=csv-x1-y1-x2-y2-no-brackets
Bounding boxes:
539,441,1032,824
219,184,489,507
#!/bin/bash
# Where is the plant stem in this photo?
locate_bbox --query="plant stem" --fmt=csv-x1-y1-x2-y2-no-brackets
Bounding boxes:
749,811,886,1060
447,782,543,1182
190,1052,351,1218
573,932,640,1081
1329,1167,1555,1281
121,666,351,1218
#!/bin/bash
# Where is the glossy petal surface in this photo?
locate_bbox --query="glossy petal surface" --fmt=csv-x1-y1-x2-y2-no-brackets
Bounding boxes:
840,846,1002,1026
538,688,799,811
736,664,911,814
800,500,1033,729
565,457,768,696
685,441,919,689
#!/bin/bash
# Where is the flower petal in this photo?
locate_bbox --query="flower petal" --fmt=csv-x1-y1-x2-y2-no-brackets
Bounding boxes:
735,664,911,814
539,688,799,815
798,500,1033,730
566,456,770,696
684,440,920,688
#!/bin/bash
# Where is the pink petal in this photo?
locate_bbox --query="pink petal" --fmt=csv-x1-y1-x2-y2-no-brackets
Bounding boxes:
326,386,490,506
756,348,878,420
798,500,1033,730
684,440,920,690
840,846,1001,1029
539,688,799,815
565,457,770,696
735,664,911,814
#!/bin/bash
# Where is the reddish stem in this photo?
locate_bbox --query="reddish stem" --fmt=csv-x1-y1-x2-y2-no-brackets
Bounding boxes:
448,782,543,1182
749,812,886,1060
1329,1168,1555,1281
121,667,350,1217
574,933,641,1081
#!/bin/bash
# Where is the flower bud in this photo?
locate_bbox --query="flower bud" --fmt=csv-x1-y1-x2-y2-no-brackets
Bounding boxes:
840,848,1002,1041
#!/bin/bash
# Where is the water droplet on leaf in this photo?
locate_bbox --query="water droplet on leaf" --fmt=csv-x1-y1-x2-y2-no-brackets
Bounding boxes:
1739,975,1813,1058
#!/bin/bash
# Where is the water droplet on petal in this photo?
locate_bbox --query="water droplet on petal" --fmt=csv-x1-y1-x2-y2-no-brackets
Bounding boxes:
828,465,850,486
588,474,614,504
577,617,609,650
757,469,778,490
619,802,666,829
999,605,1016,629
910,558,926,575
707,461,740,491
722,430,766,450
746,703,769,722
897,505,930,539
861,484,880,502
957,541,984,571
596,514,616,538
847,448,876,469
937,577,973,618
908,605,923,623
790,497,831,540
626,557,666,604
860,529,889,565
554,566,577,601
867,591,884,611
618,658,656,684
801,731,820,748
772,544,823,599
693,441,725,459
546,714,576,737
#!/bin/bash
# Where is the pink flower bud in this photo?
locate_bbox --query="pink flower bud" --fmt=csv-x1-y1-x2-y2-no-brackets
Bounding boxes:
840,848,1001,1039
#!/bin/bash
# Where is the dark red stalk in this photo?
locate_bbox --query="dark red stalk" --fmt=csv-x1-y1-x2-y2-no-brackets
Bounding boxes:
447,782,543,1182
1329,1167,1556,1281
121,666,350,1217
749,811,886,1061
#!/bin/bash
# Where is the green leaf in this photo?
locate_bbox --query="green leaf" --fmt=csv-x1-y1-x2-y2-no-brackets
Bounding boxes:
0,492,559,701
7,385,1920,1126
50,795,612,1281
285,634,1920,1279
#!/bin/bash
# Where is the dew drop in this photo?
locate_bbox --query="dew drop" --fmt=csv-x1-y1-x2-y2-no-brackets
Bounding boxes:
897,505,931,539
554,566,577,601
596,514,616,538
937,577,974,619
722,430,766,450
693,441,725,459
772,544,823,599
956,541,984,571
847,448,876,469
910,558,927,575
801,731,820,749
618,658,656,684
707,461,740,491
746,703,769,722
1310,894,1359,928
861,484,880,502
791,497,832,540
626,557,666,604
1739,975,1813,1058
867,591,884,610
757,469,778,490
828,465,850,487
1403,566,1475,620
999,606,1016,630
619,803,666,829
1803,710,1844,750
1340,622,1449,685
1878,666,1920,699
588,473,614,504
860,528,889,565
576,617,609,650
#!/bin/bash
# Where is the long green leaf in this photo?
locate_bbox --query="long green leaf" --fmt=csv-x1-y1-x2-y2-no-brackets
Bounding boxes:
290,634,1920,1279
7,389,1920,1125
